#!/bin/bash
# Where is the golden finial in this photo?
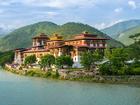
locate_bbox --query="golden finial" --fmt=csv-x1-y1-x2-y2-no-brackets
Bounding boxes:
82,31,89,34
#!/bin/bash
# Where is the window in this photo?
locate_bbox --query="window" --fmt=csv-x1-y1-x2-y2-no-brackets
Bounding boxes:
40,54,43,57
75,57,77,61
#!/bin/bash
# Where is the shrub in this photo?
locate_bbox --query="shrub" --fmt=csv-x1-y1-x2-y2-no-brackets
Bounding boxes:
39,54,55,70
55,55,73,68
24,55,36,66
0,50,14,66
44,71,52,78
51,71,59,79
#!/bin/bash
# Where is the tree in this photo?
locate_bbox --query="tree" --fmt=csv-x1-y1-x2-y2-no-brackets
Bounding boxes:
105,48,129,65
0,50,14,66
63,55,73,67
92,49,103,62
24,55,36,66
101,48,130,75
80,50,103,70
55,55,73,68
55,56,64,69
39,54,55,70
127,40,140,61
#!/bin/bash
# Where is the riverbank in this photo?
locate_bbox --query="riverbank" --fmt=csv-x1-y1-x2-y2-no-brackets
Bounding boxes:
4,64,140,84
1,69,140,105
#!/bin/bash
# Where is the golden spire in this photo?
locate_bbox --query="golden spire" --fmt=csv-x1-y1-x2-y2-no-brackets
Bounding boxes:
50,33,63,40
82,31,89,34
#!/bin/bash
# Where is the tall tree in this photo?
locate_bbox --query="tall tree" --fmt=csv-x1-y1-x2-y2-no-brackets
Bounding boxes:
39,54,55,70
92,49,103,62
103,48,129,75
55,55,73,69
80,50,103,70
0,50,14,66
24,55,36,66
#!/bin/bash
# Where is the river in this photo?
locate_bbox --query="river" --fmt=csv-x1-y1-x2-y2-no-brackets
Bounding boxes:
0,69,140,105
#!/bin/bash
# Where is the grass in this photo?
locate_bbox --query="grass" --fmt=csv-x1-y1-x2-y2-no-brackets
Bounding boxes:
25,69,59,79
67,68,83,71
4,66,140,84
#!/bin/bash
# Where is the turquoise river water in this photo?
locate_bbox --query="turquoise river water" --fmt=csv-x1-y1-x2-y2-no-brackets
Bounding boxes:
0,69,140,105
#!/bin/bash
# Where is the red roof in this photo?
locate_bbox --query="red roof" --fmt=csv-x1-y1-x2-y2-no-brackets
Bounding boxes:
32,33,49,39
65,37,109,42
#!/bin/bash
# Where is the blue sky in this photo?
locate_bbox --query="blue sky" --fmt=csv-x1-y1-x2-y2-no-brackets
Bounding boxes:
0,0,140,30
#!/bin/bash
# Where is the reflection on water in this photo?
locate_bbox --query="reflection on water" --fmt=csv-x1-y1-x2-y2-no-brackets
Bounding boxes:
0,69,140,105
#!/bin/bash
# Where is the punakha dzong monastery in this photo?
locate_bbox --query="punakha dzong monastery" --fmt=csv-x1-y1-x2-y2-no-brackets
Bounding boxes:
14,32,109,68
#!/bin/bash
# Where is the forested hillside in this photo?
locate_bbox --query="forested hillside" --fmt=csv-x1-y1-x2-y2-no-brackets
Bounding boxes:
0,21,123,51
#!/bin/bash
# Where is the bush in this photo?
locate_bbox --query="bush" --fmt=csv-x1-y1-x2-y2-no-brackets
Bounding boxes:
99,63,112,75
39,54,55,70
132,67,140,75
0,50,14,66
24,55,36,66
44,71,52,78
55,55,73,68
51,71,59,79
26,70,37,76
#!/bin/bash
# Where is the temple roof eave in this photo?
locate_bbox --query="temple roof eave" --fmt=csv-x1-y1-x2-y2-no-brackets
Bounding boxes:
65,38,109,42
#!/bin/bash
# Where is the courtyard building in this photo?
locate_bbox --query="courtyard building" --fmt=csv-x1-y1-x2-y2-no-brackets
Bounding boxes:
14,32,109,68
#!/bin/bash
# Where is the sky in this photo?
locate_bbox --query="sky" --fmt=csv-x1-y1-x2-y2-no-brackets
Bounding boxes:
0,0,140,30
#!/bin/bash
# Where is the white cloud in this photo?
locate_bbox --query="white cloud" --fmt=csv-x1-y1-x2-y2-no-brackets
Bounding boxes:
37,11,59,18
46,12,59,17
94,23,106,29
0,0,15,6
29,0,95,8
95,19,123,29
109,19,123,26
11,0,96,9
0,20,24,29
0,10,4,14
114,8,123,13
128,0,137,9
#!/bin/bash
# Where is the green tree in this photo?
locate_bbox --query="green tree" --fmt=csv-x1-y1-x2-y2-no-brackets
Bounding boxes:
24,55,36,66
0,50,14,66
55,55,73,68
80,50,103,70
99,62,112,75
101,48,130,75
39,54,55,70
64,55,73,67
55,56,64,68
127,40,140,61
93,49,103,62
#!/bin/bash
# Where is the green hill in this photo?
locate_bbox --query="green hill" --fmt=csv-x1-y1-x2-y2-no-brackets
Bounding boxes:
0,21,123,51
117,26,140,45
101,19,140,39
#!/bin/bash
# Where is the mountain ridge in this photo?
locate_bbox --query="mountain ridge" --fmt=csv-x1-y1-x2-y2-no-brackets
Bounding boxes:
101,19,140,38
117,25,140,45
0,21,124,51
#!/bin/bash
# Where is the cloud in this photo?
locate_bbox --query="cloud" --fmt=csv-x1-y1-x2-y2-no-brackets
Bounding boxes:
94,23,106,29
114,8,123,13
0,0,15,6
4,0,96,9
0,10,4,14
0,19,25,28
0,0,140,31
128,0,137,9
95,19,123,29
35,11,59,18
46,12,59,17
